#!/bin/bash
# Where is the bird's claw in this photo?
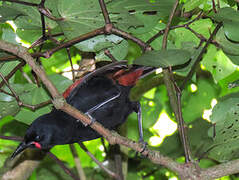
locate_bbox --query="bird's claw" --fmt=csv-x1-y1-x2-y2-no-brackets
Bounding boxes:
139,138,148,154
85,112,96,126
134,139,148,158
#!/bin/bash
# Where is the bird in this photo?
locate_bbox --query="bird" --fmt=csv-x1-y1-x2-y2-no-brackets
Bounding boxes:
11,61,155,159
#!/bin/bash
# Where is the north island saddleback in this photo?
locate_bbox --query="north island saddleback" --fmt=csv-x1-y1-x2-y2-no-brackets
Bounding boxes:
11,61,155,159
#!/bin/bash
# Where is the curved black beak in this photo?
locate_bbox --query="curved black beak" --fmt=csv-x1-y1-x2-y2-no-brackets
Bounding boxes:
11,141,33,159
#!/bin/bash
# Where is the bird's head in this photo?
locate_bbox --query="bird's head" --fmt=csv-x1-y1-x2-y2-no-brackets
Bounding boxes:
11,113,57,159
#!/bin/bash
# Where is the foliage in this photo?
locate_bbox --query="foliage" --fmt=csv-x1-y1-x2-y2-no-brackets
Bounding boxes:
0,0,239,179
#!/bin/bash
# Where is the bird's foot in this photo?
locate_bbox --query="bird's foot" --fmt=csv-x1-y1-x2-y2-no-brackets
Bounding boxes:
134,139,148,158
139,138,148,154
85,112,96,126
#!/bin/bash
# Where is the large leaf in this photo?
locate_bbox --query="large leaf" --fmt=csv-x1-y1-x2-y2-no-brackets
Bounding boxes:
57,0,141,39
215,27,239,56
134,49,191,67
212,7,239,42
207,93,239,162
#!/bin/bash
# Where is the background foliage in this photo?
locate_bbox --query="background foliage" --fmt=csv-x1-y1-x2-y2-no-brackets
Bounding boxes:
1,0,239,179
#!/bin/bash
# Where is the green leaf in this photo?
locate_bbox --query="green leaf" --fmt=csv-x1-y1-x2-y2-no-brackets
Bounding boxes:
0,101,19,119
215,27,239,56
226,54,239,66
201,45,237,83
207,93,239,162
1,25,18,44
183,0,207,12
0,138,19,168
218,70,239,97
212,7,239,42
0,5,23,22
15,106,51,125
50,145,75,167
129,12,161,35
189,119,213,158
112,0,175,18
182,78,219,123
57,0,141,39
57,0,104,38
134,49,191,67
1,1,59,43
20,86,50,105
175,44,201,76
95,40,128,61
75,34,123,52
13,74,71,124
141,96,161,129
0,61,19,77
210,93,239,124
173,18,212,48
133,22,169,50
48,74,72,94
159,133,183,158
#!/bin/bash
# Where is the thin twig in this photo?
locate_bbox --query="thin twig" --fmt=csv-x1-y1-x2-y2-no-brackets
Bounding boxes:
101,138,108,154
69,144,86,180
104,49,117,62
212,0,217,13
38,0,63,21
0,88,14,97
0,72,22,102
0,61,25,88
36,27,105,58
47,152,80,180
162,1,179,49
99,0,111,24
161,0,192,163
66,48,76,82
147,11,203,44
111,27,151,52
0,135,23,141
180,22,223,90
78,142,118,179
0,71,51,110
19,68,33,83
114,154,124,180
175,84,192,162
40,13,46,39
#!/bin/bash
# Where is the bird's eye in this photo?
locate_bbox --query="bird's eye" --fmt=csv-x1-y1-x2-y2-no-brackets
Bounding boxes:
35,135,41,141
